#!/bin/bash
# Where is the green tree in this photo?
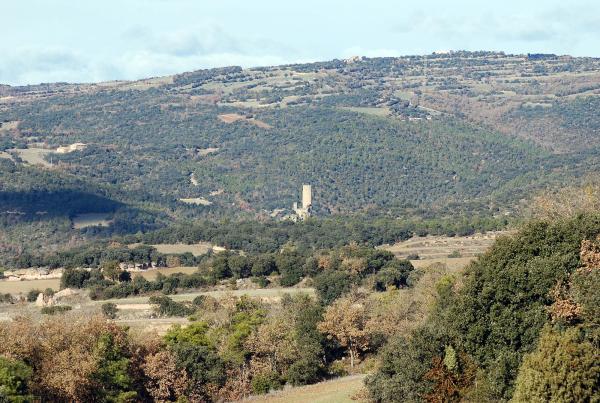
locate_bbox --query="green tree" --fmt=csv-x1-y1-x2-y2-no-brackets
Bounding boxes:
0,356,32,403
512,325,599,403
61,268,91,289
373,260,414,291
102,261,122,282
92,333,137,402
314,270,352,305
101,302,119,319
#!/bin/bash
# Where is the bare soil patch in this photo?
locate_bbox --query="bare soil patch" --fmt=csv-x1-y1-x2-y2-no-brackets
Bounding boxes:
218,113,272,129
150,243,213,256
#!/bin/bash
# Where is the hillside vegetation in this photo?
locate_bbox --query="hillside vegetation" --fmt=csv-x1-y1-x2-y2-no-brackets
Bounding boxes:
2,51,600,264
366,213,600,402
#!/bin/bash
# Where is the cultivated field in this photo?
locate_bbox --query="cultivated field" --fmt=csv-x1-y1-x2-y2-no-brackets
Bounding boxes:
241,374,366,403
383,231,509,260
0,278,61,294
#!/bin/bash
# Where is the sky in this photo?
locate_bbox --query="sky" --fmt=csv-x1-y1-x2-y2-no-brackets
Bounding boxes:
2,0,600,85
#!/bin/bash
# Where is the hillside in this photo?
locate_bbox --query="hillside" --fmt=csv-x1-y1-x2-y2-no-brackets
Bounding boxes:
2,51,600,262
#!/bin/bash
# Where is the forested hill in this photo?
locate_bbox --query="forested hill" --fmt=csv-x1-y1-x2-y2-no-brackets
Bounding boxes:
2,51,600,263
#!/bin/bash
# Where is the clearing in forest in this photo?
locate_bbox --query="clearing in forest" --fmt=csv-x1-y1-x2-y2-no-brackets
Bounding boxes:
241,374,366,403
218,113,272,128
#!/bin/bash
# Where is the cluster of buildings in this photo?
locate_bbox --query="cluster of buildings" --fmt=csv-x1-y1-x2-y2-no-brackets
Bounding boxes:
269,184,313,221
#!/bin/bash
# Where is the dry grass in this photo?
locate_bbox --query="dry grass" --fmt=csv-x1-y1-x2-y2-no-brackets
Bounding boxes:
179,197,212,206
135,266,199,280
12,148,55,166
0,278,61,294
382,231,508,259
339,106,390,117
218,113,272,129
150,243,213,256
411,256,475,270
241,374,366,403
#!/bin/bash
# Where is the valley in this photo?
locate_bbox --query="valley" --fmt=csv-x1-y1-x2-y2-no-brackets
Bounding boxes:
1,51,599,402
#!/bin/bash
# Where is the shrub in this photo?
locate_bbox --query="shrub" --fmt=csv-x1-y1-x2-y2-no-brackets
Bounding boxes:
101,302,118,319
26,289,42,302
251,371,282,394
373,260,414,291
0,294,14,304
149,296,194,317
251,276,269,287
61,268,90,289
0,356,33,401
41,305,72,315
314,270,352,305
447,250,462,258
512,325,599,402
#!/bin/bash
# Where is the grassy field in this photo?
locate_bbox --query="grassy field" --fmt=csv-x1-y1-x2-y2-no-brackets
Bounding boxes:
339,106,390,116
150,242,213,256
72,212,112,229
0,278,61,294
383,231,509,259
241,374,366,403
99,287,315,306
179,197,212,206
12,148,55,166
135,266,198,280
411,256,475,270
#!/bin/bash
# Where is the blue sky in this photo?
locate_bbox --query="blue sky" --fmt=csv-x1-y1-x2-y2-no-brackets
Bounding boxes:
2,0,599,85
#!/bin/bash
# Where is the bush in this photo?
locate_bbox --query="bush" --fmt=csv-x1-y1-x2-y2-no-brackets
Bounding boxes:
61,268,91,289
26,289,42,302
447,250,462,258
149,296,194,317
41,305,72,315
0,356,33,401
373,260,414,291
0,294,14,304
512,325,600,402
251,276,269,287
251,371,283,394
101,302,118,319
314,270,352,305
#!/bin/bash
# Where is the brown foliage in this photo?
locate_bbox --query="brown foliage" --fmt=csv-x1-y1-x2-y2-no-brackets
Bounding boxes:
530,183,600,220
318,295,370,368
142,350,189,402
0,314,132,402
548,282,582,324
424,353,477,403
579,237,600,271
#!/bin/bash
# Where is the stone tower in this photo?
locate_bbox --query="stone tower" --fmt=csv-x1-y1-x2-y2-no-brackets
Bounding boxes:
302,184,312,210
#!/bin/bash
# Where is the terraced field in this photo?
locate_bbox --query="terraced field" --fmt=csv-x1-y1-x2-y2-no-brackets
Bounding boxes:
383,231,509,259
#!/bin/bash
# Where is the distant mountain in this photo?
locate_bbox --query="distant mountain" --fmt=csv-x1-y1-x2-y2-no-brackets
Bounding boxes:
2,51,600,262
